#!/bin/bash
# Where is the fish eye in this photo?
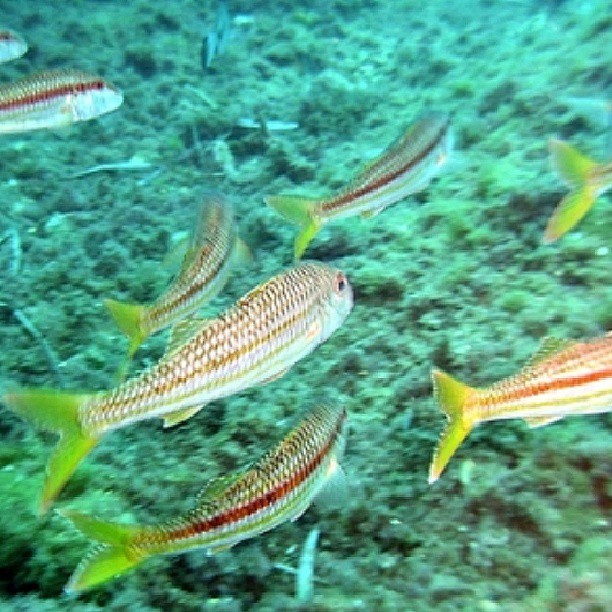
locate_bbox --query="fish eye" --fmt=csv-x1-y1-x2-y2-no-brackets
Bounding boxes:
335,272,347,294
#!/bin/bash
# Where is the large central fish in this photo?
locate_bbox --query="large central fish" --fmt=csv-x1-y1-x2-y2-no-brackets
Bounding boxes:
2,262,353,512
0,69,122,133
266,113,453,258
62,404,347,592
428,333,612,483
105,191,242,357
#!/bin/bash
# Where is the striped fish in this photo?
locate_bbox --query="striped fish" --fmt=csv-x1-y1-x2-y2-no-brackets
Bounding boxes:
61,404,347,592
265,113,453,258
0,29,27,63
0,69,122,134
2,262,352,512
543,139,612,243
105,192,242,358
429,333,612,484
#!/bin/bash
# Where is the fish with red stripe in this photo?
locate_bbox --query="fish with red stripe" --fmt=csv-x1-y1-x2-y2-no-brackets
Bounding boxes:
60,404,348,592
2,262,352,513
428,332,612,483
265,113,453,258
0,68,122,133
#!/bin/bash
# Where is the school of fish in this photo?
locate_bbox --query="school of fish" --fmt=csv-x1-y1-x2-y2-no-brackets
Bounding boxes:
0,22,610,596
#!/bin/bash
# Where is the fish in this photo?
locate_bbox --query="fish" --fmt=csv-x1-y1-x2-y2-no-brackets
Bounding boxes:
105,192,243,358
0,69,123,134
428,333,612,484
0,29,27,63
2,262,353,513
265,113,453,259
61,403,347,592
543,139,612,243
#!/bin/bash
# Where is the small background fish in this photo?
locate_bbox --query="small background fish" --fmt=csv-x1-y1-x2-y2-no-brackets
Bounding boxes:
105,191,243,359
0,69,123,133
266,113,452,258
429,333,612,483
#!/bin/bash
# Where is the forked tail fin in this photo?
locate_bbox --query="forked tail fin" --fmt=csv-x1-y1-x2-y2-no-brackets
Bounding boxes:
264,194,321,259
104,298,147,357
60,510,148,593
544,139,598,243
428,369,475,484
2,389,98,513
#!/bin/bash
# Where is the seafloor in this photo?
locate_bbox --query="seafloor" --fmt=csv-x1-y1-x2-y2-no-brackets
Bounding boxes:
0,1,610,610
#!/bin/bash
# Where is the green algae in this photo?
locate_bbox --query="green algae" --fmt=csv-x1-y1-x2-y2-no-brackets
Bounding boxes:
0,0,610,610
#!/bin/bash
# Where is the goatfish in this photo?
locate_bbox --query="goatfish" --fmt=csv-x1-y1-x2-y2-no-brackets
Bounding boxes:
0,69,122,134
429,333,612,484
0,29,27,63
61,404,347,592
544,139,612,243
265,113,452,259
105,192,243,358
2,262,353,513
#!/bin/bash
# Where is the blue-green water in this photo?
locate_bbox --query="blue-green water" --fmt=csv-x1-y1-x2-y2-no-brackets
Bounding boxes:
0,1,610,610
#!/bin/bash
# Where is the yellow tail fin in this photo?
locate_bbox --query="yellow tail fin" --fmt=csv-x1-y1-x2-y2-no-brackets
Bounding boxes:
2,390,98,513
264,194,321,259
60,510,147,593
104,298,147,357
544,139,598,243
428,369,475,484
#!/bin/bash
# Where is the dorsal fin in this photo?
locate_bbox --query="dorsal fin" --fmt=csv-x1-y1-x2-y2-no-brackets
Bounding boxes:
165,317,211,357
193,472,244,508
525,337,573,368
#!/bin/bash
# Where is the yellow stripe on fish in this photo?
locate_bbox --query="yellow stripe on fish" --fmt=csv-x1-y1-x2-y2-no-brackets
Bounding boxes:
0,69,122,133
429,333,612,484
266,113,453,258
105,191,242,358
61,404,347,593
2,262,353,513
543,139,612,243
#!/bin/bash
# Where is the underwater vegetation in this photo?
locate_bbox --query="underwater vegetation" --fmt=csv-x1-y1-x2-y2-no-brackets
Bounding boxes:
0,1,610,610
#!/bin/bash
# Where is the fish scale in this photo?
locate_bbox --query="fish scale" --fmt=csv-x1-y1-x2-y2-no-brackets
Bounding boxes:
429,333,612,483
62,404,347,592
146,193,236,332
266,113,453,258
0,68,122,133
2,262,352,512
105,192,240,358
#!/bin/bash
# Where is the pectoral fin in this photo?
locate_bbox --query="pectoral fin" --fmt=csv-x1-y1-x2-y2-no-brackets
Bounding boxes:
162,406,202,428
524,415,564,428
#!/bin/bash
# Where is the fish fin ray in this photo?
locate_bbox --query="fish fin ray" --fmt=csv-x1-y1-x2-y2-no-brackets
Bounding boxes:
294,220,321,260
548,139,596,187
543,186,596,243
194,473,243,508
524,415,564,428
61,511,146,593
265,194,318,226
104,298,147,356
162,406,202,428
2,389,98,513
428,369,475,484
264,194,321,259
165,317,211,356
526,337,574,368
